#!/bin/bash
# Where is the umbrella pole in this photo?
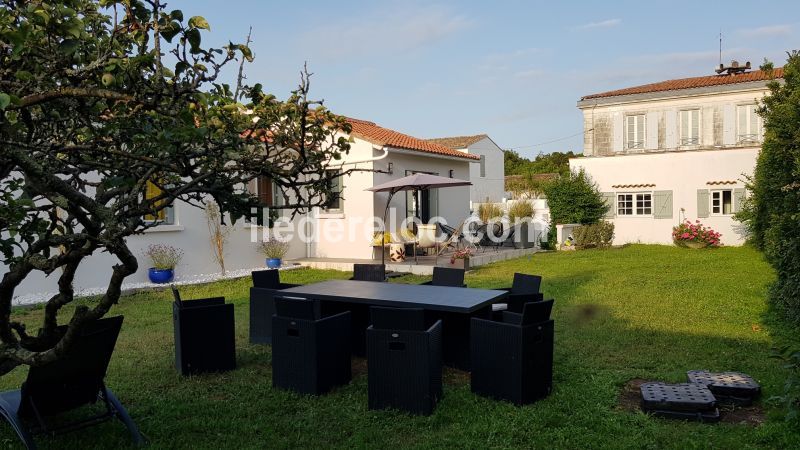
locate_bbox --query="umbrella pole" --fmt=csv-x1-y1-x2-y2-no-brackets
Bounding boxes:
381,189,397,268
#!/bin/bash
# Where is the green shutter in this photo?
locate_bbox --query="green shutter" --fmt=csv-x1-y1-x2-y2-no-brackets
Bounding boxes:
733,188,746,213
697,189,710,218
653,190,673,219
601,192,615,218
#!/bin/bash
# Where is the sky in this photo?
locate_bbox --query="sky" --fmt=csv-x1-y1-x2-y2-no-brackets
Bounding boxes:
165,0,796,157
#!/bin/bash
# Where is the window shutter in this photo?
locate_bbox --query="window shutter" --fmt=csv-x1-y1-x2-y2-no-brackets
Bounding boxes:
653,190,673,219
613,113,623,152
697,189,710,218
665,109,677,148
601,192,615,218
636,114,645,145
646,112,659,149
733,188,746,213
723,104,735,145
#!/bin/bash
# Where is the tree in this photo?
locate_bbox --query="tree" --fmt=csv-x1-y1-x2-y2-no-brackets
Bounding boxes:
737,52,800,324
0,0,355,373
503,149,581,177
543,169,607,225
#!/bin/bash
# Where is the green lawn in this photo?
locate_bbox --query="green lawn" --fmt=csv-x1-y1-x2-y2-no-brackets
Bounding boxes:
1,245,799,449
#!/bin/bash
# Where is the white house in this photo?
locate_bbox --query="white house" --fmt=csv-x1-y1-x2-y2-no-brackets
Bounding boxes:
6,117,479,301
570,63,783,246
426,134,505,204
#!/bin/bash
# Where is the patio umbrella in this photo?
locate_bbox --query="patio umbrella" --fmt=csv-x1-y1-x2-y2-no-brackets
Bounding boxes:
366,173,471,266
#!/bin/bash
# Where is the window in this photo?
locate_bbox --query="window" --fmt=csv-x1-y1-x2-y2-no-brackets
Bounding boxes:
711,189,733,215
679,109,700,145
617,192,652,216
737,104,761,144
143,180,175,225
254,175,282,207
479,155,486,178
324,169,343,212
626,114,645,149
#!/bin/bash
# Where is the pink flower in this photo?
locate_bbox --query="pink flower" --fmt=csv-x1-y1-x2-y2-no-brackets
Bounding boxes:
681,233,690,239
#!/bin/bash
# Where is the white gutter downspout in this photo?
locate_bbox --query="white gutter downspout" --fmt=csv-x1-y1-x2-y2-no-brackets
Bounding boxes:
305,145,390,258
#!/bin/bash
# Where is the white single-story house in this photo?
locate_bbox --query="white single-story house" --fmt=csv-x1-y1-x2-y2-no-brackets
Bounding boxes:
6,117,480,302
570,63,782,246
426,134,506,205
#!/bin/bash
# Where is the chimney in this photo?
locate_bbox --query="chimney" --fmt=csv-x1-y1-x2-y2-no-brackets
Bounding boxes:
715,60,752,75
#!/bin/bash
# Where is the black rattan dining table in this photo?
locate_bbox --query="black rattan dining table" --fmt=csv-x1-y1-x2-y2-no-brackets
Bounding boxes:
280,280,508,370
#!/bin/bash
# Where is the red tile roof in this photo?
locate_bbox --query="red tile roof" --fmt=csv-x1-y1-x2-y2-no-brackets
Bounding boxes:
582,67,783,100
426,134,489,149
346,118,480,160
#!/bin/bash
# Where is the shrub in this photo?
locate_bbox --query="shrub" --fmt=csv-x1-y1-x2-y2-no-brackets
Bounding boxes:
258,238,290,259
145,244,183,270
573,222,614,249
770,346,800,422
508,200,534,222
672,220,722,248
478,203,504,224
736,54,800,324
543,169,607,225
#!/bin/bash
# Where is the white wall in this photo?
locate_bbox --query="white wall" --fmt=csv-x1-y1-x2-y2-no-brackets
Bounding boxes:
570,148,758,246
464,137,505,203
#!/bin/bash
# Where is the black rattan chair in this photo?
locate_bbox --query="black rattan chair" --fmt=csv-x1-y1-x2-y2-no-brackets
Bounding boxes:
351,264,386,282
471,300,554,405
494,273,544,313
0,316,146,449
249,269,301,344
420,267,466,288
173,286,236,376
272,296,352,395
366,307,442,415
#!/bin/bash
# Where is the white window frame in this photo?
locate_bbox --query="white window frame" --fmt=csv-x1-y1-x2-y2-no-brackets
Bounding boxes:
736,104,761,144
710,189,733,216
625,114,645,149
617,192,653,216
143,181,176,226
245,176,283,226
679,109,700,146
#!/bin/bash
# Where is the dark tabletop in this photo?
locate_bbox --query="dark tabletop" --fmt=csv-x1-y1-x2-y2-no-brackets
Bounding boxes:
281,280,507,313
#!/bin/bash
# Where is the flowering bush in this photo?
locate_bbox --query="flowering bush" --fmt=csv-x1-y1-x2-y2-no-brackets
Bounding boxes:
672,220,722,248
450,248,473,263
145,244,184,269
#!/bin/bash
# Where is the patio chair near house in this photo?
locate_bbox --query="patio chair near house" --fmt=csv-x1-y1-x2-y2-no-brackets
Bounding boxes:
172,286,236,375
0,316,146,449
351,264,386,282
493,273,544,313
420,267,466,288
416,224,439,258
366,307,443,415
249,269,301,344
272,296,352,395
471,300,554,405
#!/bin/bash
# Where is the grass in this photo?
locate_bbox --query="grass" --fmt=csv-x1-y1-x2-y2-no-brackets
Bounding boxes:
1,245,799,449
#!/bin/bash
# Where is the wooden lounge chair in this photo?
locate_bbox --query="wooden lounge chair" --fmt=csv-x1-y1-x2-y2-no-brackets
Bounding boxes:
0,316,146,449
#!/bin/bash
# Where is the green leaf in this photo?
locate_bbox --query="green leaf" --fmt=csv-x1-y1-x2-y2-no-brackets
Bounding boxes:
170,10,184,22
33,9,50,24
0,93,10,110
174,61,190,78
238,45,253,62
185,29,201,53
59,39,80,55
188,16,210,30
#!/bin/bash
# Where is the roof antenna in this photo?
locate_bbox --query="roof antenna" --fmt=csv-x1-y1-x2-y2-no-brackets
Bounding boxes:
719,29,722,66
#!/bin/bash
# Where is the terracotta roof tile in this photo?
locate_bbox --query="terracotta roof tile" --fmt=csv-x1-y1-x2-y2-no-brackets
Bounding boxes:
426,134,488,149
582,67,783,100
346,118,480,160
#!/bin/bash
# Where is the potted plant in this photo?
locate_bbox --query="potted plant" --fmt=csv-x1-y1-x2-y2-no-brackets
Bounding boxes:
449,248,473,271
508,201,534,249
672,220,721,249
259,238,290,269
145,244,183,284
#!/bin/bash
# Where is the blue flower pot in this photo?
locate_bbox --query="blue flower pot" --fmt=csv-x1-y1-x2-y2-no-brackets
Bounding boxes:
266,258,282,269
148,268,174,284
